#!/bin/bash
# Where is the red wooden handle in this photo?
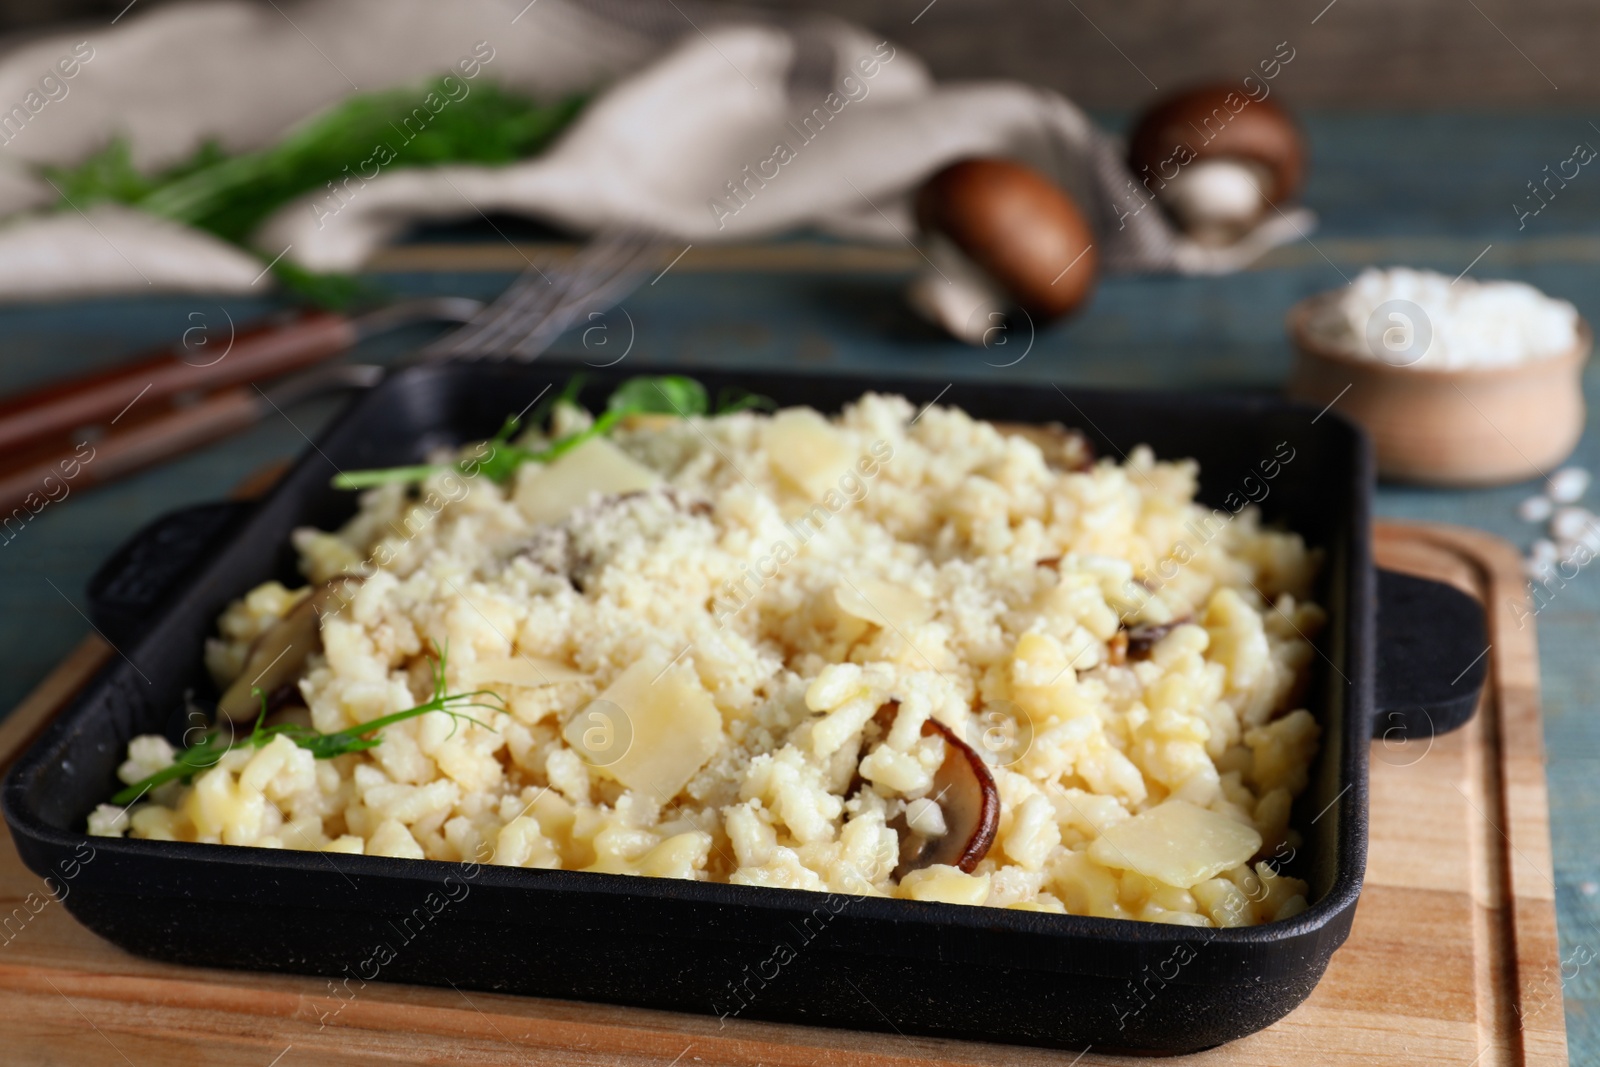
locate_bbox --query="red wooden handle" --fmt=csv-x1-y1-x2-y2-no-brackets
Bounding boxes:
0,389,262,519
0,310,355,455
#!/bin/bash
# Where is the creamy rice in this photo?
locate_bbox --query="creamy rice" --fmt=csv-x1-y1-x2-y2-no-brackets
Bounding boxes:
93,394,1324,926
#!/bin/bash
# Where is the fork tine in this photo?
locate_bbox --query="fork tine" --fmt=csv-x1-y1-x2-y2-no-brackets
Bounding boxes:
424,285,543,358
487,231,652,356
425,265,563,359
463,234,637,354
507,234,665,360
431,228,663,360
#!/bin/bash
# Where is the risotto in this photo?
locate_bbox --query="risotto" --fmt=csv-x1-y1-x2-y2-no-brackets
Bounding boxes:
91,388,1324,927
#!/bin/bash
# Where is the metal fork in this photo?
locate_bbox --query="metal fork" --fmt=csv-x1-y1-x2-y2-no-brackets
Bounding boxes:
427,227,666,361
0,229,671,514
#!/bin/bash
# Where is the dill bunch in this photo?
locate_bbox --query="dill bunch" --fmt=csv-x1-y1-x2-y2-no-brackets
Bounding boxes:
43,77,585,305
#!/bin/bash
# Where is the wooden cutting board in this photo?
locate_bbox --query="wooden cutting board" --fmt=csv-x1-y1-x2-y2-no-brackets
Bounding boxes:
0,521,1565,1066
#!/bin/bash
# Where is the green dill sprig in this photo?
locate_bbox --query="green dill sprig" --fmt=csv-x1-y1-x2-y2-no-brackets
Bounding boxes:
110,643,501,807
330,374,729,491
46,80,584,243
42,79,586,309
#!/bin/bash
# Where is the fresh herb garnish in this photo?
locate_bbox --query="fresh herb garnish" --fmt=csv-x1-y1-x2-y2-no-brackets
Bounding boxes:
331,374,736,491
714,387,778,416
43,78,586,308
268,259,382,311
110,642,500,806
539,373,708,463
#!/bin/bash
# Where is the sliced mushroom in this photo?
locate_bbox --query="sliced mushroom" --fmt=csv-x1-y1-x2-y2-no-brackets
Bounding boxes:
515,489,712,594
261,681,305,717
891,716,1001,880
515,526,578,587
263,704,313,730
1123,615,1192,660
217,576,362,725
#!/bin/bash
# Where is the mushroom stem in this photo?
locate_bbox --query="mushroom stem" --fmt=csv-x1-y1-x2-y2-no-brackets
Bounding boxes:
1158,158,1272,246
906,233,1013,346
909,159,1098,340
1126,83,1307,243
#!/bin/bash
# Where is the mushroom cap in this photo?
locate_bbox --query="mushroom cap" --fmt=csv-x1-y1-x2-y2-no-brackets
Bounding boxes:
914,158,1099,321
1126,83,1306,205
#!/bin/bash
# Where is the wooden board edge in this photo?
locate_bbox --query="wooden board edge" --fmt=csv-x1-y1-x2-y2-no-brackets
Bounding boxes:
0,964,1116,1067
0,520,1567,1066
1375,519,1567,1066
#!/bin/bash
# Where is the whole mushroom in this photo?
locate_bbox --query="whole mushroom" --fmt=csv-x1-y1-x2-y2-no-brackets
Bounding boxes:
1126,83,1306,245
908,158,1099,346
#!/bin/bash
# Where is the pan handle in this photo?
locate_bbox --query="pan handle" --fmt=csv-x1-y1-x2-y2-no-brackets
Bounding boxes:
85,500,253,647
1372,568,1488,740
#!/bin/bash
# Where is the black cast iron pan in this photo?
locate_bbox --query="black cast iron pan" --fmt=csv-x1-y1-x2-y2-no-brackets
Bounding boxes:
3,363,1487,1054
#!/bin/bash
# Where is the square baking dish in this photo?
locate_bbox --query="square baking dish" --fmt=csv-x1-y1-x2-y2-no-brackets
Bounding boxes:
4,362,1486,1054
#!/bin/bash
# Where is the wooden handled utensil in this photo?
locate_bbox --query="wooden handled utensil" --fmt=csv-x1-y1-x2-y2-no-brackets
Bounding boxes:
0,297,482,457
0,229,668,515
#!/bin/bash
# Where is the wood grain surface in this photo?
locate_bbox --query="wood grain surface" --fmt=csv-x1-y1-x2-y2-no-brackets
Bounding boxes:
0,0,1590,107
0,521,1565,1065
761,0,1587,109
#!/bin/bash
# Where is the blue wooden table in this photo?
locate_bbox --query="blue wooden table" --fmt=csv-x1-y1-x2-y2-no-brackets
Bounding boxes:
3,112,1599,1055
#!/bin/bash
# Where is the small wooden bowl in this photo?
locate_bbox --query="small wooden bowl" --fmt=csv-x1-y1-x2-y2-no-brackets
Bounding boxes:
1286,294,1591,486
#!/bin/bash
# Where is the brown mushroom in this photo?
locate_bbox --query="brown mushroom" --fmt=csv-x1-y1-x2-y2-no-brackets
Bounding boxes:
891,716,1001,879
1123,615,1193,660
264,703,313,730
216,576,362,726
1126,83,1306,245
908,158,1099,345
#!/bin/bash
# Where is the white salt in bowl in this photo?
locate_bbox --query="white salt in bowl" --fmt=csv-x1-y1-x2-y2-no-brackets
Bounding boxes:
1286,271,1590,486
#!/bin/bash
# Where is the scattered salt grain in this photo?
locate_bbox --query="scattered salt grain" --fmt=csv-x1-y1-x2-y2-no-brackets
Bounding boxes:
1519,495,1555,523
1553,521,1600,573
1550,506,1597,543
1526,538,1561,582
1548,466,1591,504
1565,525,1600,561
